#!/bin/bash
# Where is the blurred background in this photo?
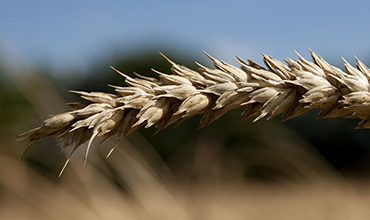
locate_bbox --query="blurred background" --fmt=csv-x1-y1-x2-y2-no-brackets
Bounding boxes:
2,0,370,219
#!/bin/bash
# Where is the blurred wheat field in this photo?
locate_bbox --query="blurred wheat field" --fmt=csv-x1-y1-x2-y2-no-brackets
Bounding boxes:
2,49,370,219
2,137,370,220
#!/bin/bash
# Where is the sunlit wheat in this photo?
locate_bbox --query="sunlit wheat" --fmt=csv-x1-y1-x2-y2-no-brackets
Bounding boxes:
18,49,370,175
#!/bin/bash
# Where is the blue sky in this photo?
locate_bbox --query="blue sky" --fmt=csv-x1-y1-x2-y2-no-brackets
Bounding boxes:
1,0,370,72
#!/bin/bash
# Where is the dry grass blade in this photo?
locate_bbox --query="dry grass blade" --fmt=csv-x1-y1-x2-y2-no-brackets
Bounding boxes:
19,49,370,173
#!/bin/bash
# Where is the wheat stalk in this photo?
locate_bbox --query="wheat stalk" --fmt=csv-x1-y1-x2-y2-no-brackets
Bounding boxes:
18,49,370,175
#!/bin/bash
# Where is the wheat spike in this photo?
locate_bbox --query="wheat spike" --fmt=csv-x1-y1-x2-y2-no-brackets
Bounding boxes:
18,50,370,173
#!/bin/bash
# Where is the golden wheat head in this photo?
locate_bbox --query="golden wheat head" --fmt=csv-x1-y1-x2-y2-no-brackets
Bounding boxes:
18,49,370,175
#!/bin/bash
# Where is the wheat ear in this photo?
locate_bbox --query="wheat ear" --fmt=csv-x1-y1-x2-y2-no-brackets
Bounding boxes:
18,49,370,174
